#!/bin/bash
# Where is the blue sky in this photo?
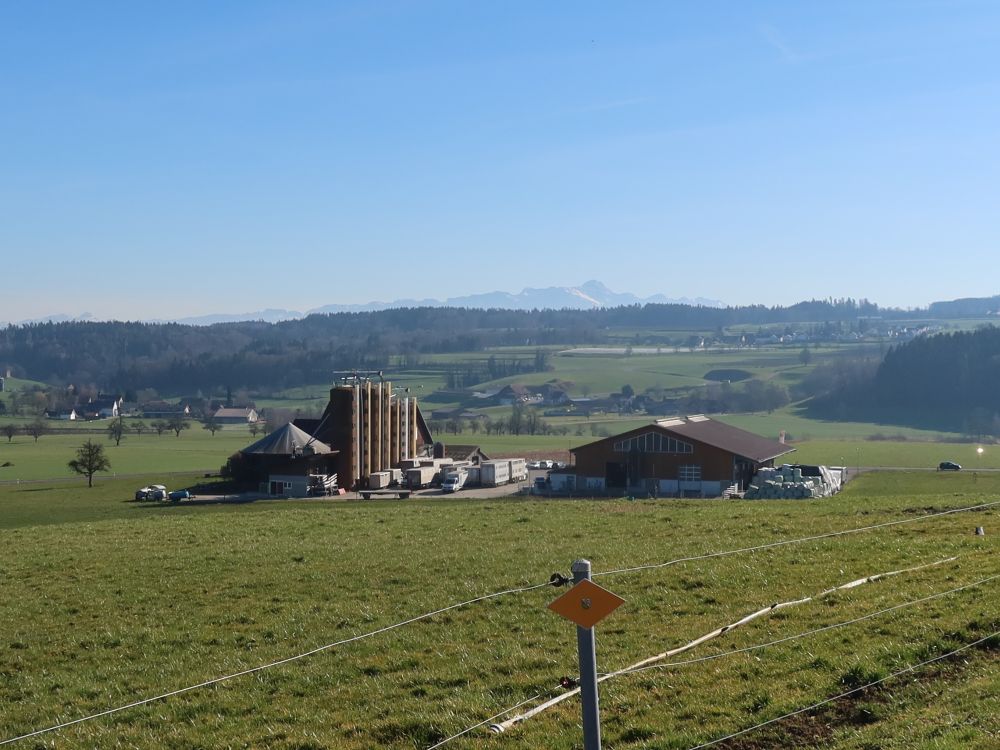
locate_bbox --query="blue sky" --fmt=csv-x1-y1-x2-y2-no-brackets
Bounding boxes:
2,1,999,320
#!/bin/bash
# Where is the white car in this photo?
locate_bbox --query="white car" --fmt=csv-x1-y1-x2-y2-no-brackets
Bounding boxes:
136,484,168,501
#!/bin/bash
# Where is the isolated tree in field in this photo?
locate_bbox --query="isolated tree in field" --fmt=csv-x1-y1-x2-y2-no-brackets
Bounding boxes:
799,346,812,366
25,419,48,442
68,440,111,488
168,414,190,437
107,418,126,446
248,421,260,437
2,424,16,443
133,420,147,438
151,419,168,436
202,414,221,436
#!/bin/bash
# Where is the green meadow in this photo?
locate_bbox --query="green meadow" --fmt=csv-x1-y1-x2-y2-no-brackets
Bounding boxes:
0,429,252,482
0,471,996,749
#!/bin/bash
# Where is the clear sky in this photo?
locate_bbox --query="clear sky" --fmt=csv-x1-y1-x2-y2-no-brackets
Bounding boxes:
2,1,999,321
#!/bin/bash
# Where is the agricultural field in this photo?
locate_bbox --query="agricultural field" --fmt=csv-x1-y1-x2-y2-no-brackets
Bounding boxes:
0,429,252,482
0,471,996,749
430,346,837,399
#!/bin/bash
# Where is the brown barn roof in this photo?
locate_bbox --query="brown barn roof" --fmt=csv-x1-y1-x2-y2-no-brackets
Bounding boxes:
572,415,794,463
654,415,793,462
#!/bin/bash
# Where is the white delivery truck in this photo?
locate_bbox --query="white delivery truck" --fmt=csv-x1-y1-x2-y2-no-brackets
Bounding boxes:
441,469,468,493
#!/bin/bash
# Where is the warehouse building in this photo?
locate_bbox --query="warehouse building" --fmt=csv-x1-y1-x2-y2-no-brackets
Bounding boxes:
568,415,794,497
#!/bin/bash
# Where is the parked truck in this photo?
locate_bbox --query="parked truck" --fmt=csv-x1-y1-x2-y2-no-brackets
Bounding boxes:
406,466,438,489
480,460,511,487
507,458,528,483
441,469,468,493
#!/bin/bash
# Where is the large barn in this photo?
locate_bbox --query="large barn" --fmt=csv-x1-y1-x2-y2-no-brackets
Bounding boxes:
568,415,794,497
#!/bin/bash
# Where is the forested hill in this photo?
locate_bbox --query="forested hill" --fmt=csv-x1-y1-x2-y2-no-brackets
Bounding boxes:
810,326,1000,432
874,327,1000,416
0,298,911,393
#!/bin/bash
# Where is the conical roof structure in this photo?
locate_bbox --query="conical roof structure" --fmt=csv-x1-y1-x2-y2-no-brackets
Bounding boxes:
242,423,332,456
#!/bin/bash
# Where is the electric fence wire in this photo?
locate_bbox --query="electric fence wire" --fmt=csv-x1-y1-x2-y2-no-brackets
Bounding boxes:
0,579,552,747
684,629,1000,750
428,574,997,748
488,560,988,733
613,572,999,677
593,498,1000,579
424,691,548,750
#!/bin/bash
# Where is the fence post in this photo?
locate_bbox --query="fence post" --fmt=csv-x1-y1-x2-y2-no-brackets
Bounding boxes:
572,558,602,750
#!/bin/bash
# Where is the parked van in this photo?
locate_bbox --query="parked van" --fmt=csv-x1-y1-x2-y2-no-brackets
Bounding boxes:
442,470,467,493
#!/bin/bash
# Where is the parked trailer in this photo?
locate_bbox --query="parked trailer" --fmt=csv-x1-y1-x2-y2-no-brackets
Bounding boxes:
467,466,481,486
480,460,511,487
507,458,528,483
406,466,438,489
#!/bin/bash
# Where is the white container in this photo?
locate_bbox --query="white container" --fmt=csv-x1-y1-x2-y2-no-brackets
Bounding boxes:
369,471,391,489
480,460,511,487
406,466,438,489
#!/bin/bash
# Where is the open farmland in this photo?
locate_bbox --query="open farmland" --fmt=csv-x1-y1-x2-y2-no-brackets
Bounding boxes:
0,430,251,482
0,472,996,749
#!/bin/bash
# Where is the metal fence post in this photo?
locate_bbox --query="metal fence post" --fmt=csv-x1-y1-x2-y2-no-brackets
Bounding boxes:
572,558,602,750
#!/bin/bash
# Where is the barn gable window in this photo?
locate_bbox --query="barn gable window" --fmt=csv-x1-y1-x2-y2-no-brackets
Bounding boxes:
613,432,693,454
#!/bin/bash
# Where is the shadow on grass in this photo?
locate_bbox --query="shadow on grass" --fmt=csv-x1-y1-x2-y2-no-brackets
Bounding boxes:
127,493,274,510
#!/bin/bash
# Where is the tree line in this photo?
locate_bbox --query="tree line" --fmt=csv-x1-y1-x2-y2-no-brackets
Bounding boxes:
0,298,948,395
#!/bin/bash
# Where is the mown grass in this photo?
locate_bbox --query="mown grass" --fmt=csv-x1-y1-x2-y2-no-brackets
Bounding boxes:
0,430,251,481
466,347,818,396
0,471,996,749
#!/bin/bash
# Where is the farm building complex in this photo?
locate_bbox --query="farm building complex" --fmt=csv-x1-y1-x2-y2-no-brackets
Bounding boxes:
233,379,433,495
564,415,794,497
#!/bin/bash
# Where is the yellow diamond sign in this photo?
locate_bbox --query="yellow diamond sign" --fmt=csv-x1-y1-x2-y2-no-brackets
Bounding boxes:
548,579,625,629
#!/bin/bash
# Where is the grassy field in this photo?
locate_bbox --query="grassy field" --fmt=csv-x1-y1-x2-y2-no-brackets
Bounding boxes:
0,471,996,749
449,347,824,397
0,430,253,482
4,412,991,484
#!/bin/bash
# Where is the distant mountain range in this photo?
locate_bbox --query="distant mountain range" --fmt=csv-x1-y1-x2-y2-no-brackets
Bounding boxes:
0,281,724,327
305,280,723,318
7,285,1000,328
